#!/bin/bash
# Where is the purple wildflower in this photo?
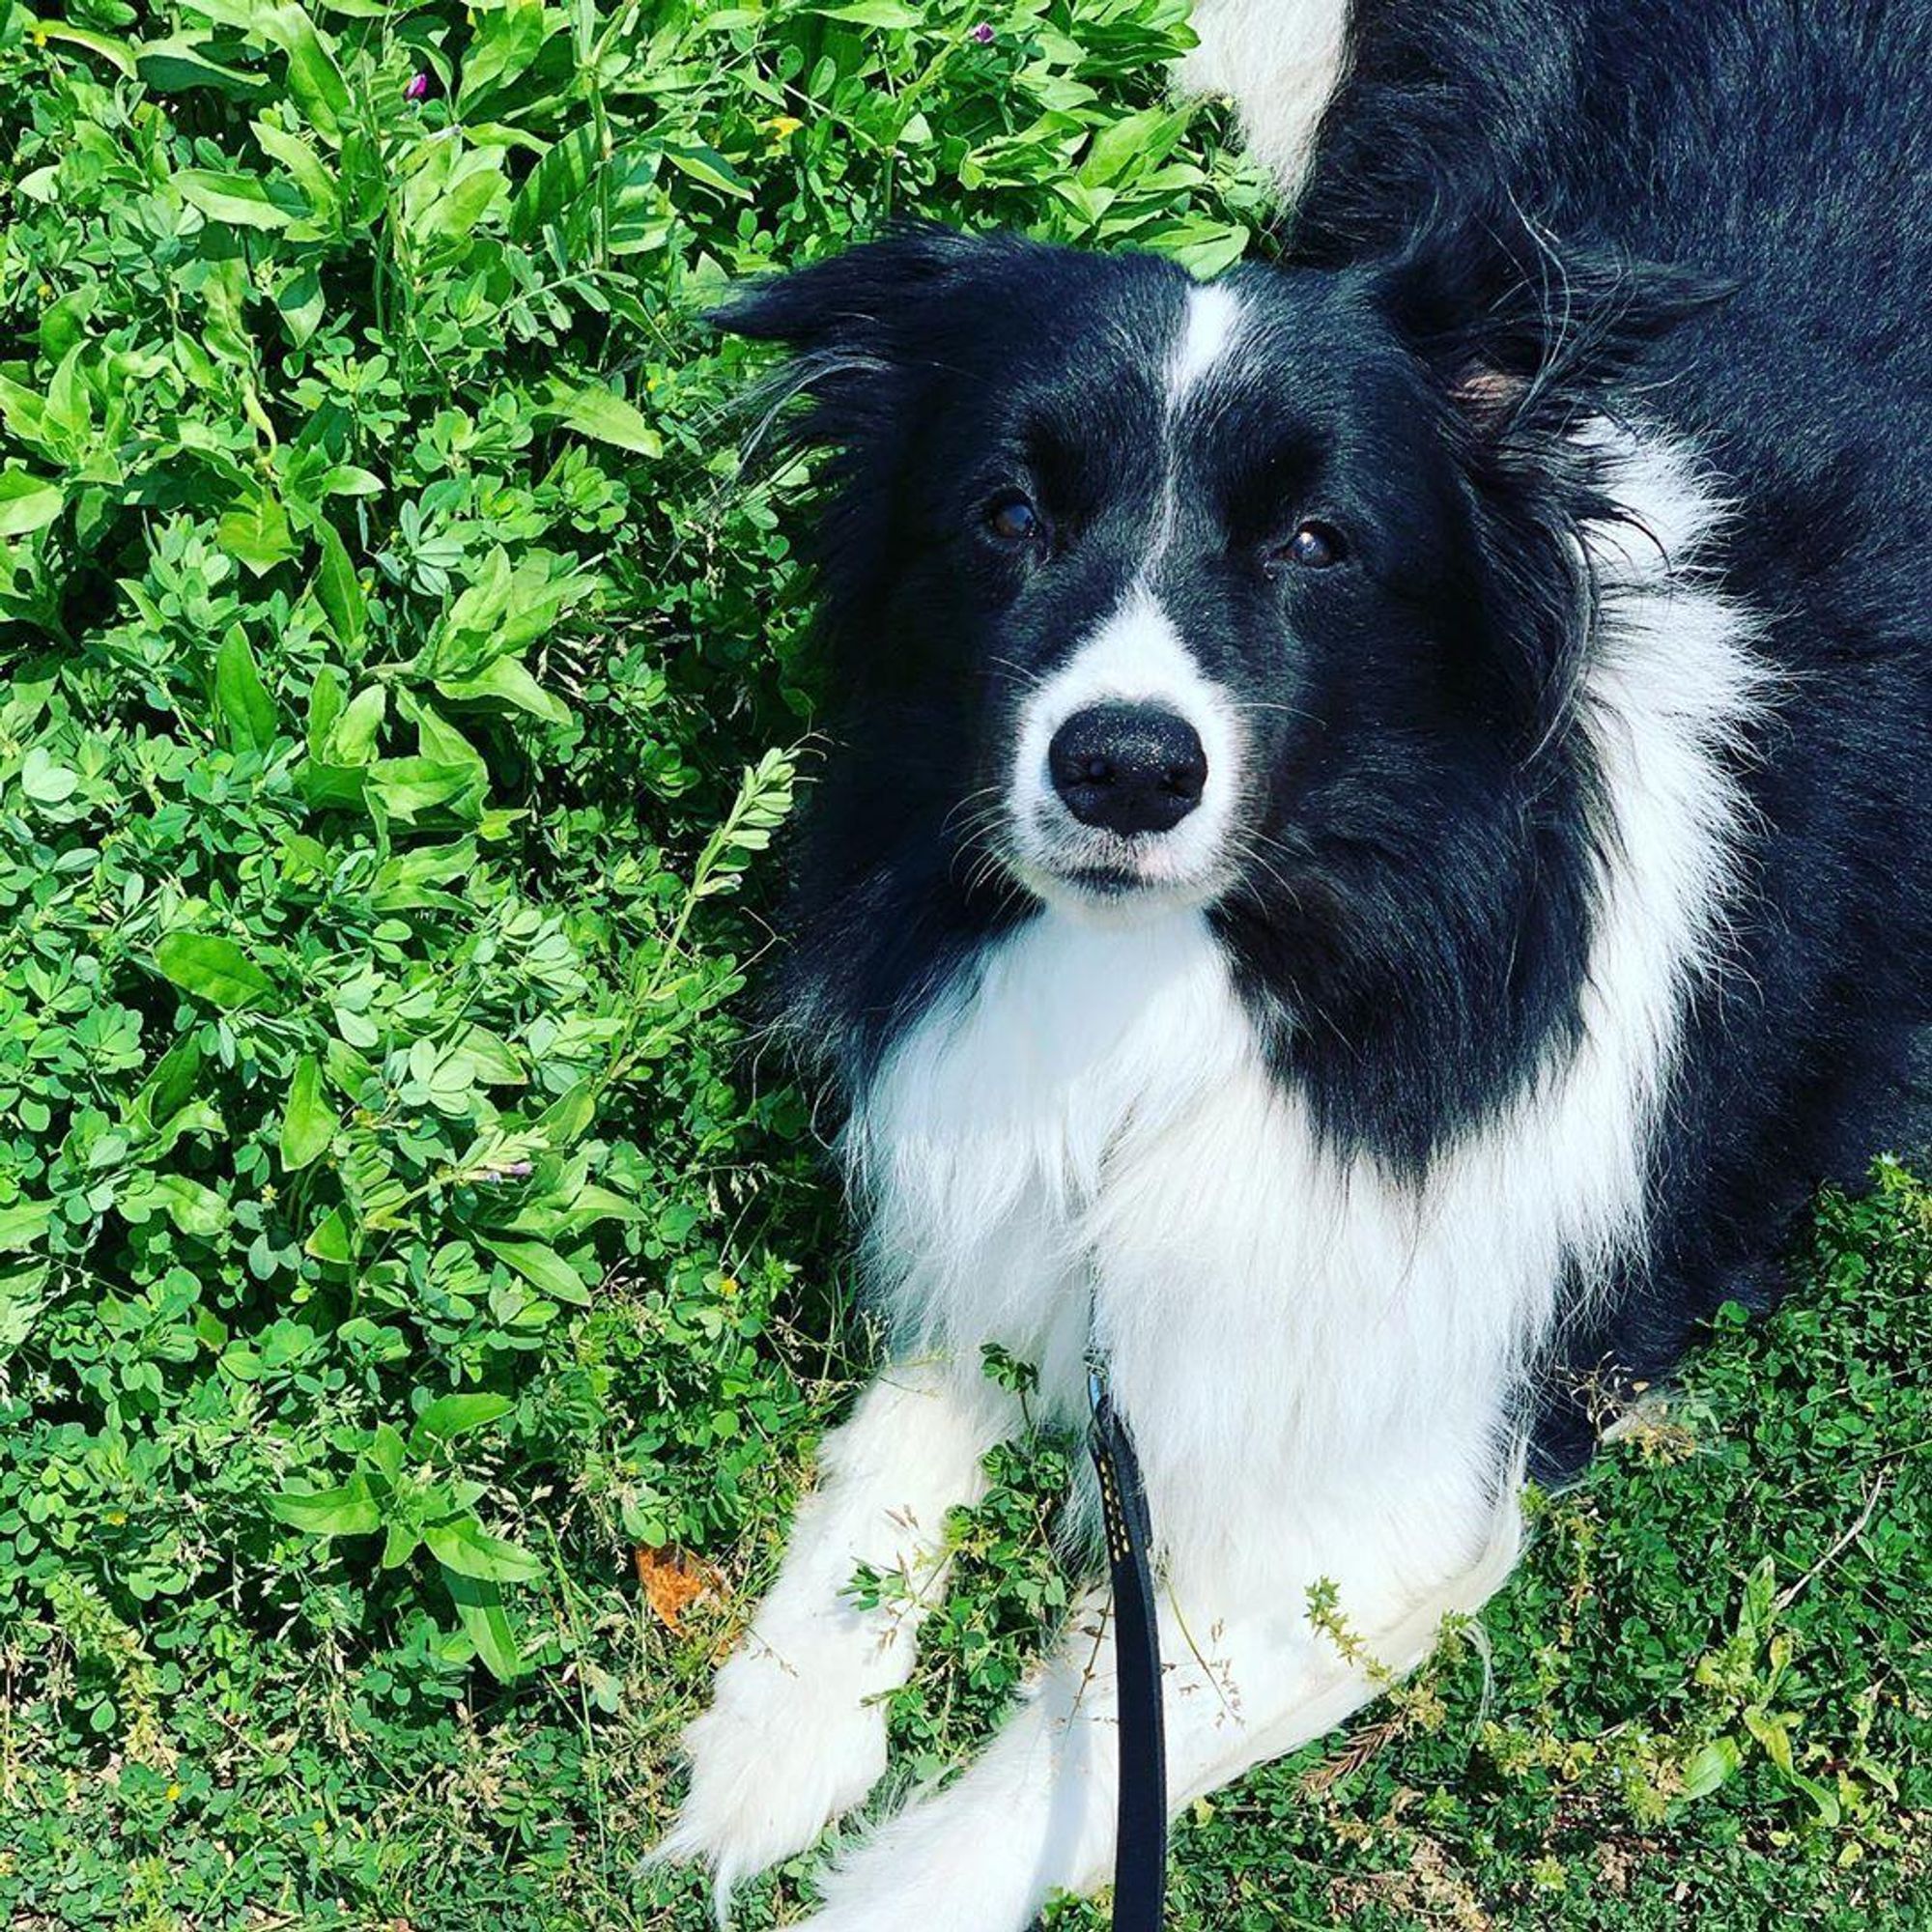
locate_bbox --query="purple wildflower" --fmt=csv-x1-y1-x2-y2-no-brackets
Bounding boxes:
404,71,430,102
970,22,995,44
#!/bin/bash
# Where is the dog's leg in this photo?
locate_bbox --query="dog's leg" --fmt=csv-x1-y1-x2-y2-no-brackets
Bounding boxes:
654,1355,1018,1906
1175,0,1355,197
790,1481,1520,1932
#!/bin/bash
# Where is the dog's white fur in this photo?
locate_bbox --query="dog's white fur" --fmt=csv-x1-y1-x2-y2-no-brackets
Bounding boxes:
1175,0,1357,194
659,412,1767,1927
1009,587,1249,909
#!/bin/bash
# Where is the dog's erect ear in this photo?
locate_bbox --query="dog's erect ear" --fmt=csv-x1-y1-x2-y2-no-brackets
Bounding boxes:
1380,210,1735,432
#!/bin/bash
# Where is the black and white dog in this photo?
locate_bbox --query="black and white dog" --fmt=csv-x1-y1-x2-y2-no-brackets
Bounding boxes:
659,3,1930,1924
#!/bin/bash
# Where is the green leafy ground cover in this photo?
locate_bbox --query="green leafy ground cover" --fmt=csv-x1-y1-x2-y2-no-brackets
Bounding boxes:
0,1,1924,1925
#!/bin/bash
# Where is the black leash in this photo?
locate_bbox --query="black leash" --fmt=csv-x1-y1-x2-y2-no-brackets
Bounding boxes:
1086,1357,1167,1931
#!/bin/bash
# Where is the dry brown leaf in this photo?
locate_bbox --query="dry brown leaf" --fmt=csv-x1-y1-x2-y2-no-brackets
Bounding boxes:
634,1544,716,1631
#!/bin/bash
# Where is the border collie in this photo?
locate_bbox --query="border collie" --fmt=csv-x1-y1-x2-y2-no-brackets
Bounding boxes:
659,4,1930,1923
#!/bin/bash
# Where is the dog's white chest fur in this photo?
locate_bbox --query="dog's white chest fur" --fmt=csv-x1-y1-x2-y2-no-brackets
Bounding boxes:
847,912,1254,1358
846,911,1567,1586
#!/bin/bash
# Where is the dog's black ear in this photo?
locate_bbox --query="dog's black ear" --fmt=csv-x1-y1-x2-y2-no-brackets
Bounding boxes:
1377,211,1733,748
1381,210,1735,431
708,222,999,455
710,220,985,351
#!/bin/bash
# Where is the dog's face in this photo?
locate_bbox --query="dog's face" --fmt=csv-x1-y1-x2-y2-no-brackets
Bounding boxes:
720,226,1719,927
906,260,1493,919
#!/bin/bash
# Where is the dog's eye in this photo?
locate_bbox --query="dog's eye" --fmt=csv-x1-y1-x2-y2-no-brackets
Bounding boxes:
985,491,1041,543
1264,521,1347,576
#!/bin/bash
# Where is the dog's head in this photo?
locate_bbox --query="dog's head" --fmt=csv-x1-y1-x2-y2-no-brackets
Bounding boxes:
717,220,1724,928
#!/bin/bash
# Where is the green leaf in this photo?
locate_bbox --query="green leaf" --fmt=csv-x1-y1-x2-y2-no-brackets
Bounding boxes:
37,23,137,74
176,167,298,230
545,380,662,457
1741,1553,1776,1644
435,655,571,725
509,124,598,240
403,698,485,775
128,1039,205,1136
328,684,386,764
313,520,365,645
0,1201,53,1254
368,756,486,824
254,126,337,215
425,1517,542,1583
458,0,546,107
412,1393,515,1449
295,760,368,811
810,0,923,25
216,492,299,575
451,1026,526,1086
0,1263,49,1355
18,747,78,804
273,1475,381,1537
476,1236,592,1307
278,1054,335,1171
0,472,63,539
416,163,507,244
153,932,279,1011
441,1567,524,1682
306,665,347,755
0,377,49,449
136,37,270,98
274,7,353,139
661,141,753,202
39,289,94,361
304,1205,354,1264
214,626,279,753
366,1422,407,1480
130,1174,230,1240
536,1079,598,1151
1680,1736,1743,1800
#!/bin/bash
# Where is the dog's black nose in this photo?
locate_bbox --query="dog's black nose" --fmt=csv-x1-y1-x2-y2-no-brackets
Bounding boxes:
1048,703,1208,835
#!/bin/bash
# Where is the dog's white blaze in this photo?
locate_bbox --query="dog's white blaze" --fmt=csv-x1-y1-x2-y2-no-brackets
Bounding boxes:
1008,585,1245,913
1168,281,1243,403
1147,280,1248,570
669,429,1771,1924
1175,0,1356,197
1006,284,1250,913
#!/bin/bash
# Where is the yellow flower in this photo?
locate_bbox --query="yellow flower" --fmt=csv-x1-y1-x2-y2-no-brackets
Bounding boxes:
765,115,803,142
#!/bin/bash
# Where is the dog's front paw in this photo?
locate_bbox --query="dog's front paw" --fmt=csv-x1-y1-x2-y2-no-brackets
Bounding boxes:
652,1636,891,1903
